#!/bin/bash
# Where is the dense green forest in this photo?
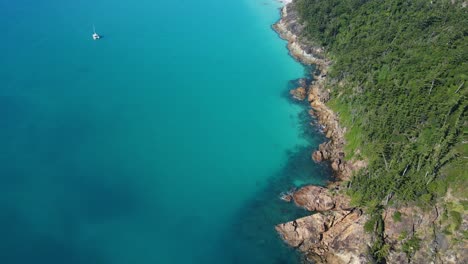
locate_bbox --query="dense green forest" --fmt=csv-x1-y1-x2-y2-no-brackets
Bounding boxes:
294,0,467,260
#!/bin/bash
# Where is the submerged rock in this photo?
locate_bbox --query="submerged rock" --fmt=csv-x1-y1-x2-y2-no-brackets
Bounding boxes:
290,87,307,101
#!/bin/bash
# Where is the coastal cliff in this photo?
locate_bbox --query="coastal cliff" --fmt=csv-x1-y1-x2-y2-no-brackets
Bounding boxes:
273,1,467,263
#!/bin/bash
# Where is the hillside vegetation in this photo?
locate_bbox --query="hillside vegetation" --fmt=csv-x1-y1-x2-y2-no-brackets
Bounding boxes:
296,0,467,206
294,0,467,261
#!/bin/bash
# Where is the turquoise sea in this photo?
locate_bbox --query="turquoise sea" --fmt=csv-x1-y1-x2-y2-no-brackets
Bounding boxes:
0,0,330,263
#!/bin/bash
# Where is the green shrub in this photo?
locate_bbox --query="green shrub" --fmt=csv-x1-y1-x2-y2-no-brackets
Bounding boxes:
461,200,468,211
364,218,376,233
449,211,462,231
398,230,408,241
402,235,421,256
392,211,402,222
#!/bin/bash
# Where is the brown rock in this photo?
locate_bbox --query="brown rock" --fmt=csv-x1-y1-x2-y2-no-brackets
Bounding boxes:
334,194,353,211
331,159,341,171
292,185,335,212
321,211,372,264
276,210,372,264
312,150,323,162
275,214,328,251
290,87,307,100
308,90,317,102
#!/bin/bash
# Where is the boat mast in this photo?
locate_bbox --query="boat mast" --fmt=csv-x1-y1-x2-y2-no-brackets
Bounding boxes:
93,24,96,34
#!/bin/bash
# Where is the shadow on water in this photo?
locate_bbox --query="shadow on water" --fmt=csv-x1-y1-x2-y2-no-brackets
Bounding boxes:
215,85,333,264
0,168,142,264
0,202,109,264
0,96,143,264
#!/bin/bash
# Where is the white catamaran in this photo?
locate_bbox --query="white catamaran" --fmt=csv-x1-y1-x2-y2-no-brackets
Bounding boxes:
92,25,101,40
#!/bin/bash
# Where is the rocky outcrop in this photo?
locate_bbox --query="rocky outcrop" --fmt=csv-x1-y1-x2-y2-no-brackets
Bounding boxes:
292,186,335,211
273,6,328,68
276,209,372,264
276,184,372,263
311,150,324,162
279,185,468,264
290,86,307,101
275,214,328,250
292,185,352,212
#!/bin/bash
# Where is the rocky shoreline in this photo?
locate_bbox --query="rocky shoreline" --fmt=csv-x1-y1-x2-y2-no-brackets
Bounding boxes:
272,3,371,263
273,3,366,182
272,2,467,264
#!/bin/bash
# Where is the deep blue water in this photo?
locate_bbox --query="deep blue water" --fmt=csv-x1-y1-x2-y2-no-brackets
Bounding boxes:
0,0,330,263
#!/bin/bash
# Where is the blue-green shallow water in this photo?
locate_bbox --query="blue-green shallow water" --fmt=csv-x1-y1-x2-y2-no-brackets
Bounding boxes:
0,0,331,263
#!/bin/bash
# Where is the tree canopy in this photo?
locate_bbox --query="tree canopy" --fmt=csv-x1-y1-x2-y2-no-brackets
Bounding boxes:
295,0,467,206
